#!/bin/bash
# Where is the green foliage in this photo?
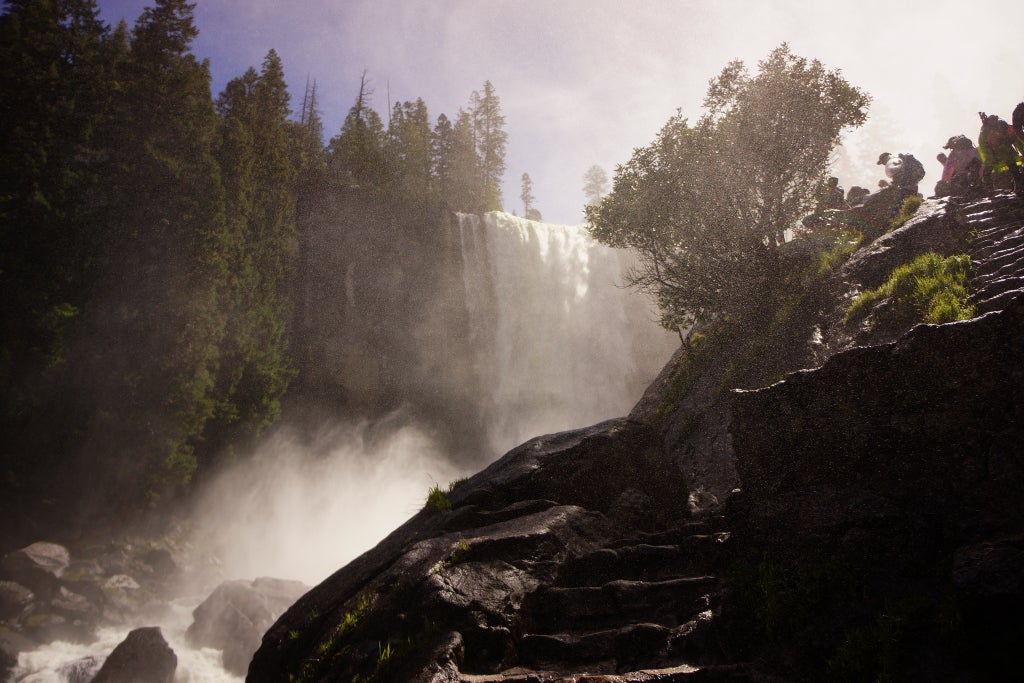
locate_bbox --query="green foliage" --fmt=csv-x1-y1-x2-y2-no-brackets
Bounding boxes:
655,328,722,425
845,252,975,329
424,484,452,512
815,228,865,274
889,193,924,231
0,0,511,531
423,477,470,513
293,593,374,683
587,44,870,332
449,539,472,564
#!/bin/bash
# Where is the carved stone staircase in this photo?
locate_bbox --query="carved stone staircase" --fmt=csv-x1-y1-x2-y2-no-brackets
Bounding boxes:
963,192,1024,314
458,515,765,683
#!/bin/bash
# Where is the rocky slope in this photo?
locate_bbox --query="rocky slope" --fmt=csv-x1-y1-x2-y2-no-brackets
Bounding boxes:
246,191,1024,681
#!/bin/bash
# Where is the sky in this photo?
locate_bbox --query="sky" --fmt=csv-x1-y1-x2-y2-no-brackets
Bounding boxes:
95,0,1024,226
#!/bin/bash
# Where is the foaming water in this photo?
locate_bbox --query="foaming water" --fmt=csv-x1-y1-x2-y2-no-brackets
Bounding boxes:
188,417,465,586
13,598,239,682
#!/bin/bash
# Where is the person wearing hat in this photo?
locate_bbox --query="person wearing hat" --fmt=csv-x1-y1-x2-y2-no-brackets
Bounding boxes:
877,151,925,194
937,135,982,198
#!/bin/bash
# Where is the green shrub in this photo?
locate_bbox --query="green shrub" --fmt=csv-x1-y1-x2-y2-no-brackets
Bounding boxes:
889,194,924,231
424,484,451,512
845,252,975,328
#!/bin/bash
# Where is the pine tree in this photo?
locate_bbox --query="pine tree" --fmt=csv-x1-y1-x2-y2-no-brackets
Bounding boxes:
432,113,455,202
449,108,483,211
471,81,508,211
209,50,299,458
0,0,123,525
0,0,114,381
95,0,231,504
520,173,535,216
386,98,433,207
328,70,387,189
582,165,609,207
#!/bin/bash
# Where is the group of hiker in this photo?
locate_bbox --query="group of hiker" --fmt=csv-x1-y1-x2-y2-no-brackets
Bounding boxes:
932,101,1024,198
816,100,1024,214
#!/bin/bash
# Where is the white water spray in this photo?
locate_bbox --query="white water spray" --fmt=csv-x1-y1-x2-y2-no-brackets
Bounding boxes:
458,212,675,454
12,212,675,681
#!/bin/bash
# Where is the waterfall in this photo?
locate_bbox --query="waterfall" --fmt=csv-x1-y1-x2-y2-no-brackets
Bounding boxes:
458,212,675,455
9,212,676,680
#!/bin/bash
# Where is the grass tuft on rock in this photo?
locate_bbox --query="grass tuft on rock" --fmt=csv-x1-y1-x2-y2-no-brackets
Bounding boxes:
845,252,975,329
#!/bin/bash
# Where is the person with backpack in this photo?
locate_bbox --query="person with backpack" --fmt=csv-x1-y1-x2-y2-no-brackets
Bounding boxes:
897,153,926,194
935,135,983,198
877,151,925,195
978,111,1023,195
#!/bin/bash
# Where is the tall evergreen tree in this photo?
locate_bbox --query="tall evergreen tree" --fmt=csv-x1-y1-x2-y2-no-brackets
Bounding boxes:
386,98,433,207
94,0,231,504
520,172,535,216
582,165,609,207
471,81,507,211
449,108,483,211
209,49,299,458
0,0,113,384
0,0,122,529
431,112,455,202
328,70,386,189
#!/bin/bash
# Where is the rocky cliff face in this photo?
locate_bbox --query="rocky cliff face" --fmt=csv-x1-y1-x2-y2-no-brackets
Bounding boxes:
249,192,1024,681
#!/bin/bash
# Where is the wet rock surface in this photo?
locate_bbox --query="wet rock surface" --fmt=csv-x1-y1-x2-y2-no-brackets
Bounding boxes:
91,626,176,683
186,576,309,676
246,418,749,682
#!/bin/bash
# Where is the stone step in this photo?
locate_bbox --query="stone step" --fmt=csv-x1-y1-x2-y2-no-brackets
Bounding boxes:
558,534,729,588
971,232,1024,262
519,622,672,671
970,254,1024,282
973,275,1024,303
973,287,1024,315
460,662,762,682
612,518,728,548
522,576,718,632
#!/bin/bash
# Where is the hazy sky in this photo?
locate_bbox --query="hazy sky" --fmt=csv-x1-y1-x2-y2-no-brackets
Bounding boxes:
96,0,1023,225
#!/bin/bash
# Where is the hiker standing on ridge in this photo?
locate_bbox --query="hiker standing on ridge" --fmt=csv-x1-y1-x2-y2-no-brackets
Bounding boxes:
877,152,925,195
978,111,1023,196
935,135,982,198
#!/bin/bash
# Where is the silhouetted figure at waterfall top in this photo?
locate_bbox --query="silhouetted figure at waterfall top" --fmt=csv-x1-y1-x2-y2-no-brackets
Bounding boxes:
978,111,1024,195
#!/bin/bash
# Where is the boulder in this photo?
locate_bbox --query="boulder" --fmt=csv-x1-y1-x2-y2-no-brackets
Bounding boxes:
840,195,964,290
0,625,37,680
91,626,176,683
140,548,177,579
21,611,91,644
248,418,686,682
0,542,70,602
58,655,102,683
101,574,141,617
0,580,34,620
51,585,101,623
186,577,308,676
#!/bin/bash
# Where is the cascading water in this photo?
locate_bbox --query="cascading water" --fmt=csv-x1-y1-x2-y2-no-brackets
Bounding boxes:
458,211,675,455
10,212,676,681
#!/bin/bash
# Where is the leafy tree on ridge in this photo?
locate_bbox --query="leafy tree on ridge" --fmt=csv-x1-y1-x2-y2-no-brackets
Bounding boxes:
587,44,870,333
